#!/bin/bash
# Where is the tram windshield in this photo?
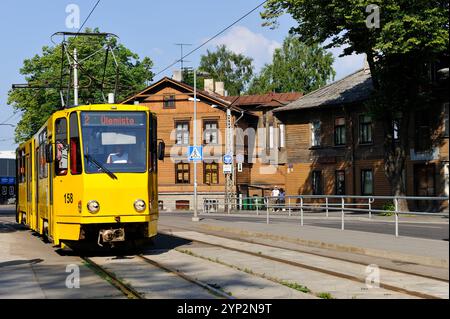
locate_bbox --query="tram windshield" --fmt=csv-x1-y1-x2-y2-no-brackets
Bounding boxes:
81,112,147,174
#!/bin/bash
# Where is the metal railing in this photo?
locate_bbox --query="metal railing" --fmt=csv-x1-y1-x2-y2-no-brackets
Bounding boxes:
202,195,449,237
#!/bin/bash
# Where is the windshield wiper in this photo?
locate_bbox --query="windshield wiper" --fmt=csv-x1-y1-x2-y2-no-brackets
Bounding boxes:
84,154,118,180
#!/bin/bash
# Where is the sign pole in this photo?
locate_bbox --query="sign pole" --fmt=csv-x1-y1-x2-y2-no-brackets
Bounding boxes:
192,70,199,222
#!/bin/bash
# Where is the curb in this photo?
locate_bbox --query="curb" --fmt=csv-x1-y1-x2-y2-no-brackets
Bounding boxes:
197,223,449,269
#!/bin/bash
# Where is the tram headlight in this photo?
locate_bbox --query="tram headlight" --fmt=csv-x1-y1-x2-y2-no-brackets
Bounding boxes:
87,200,100,213
134,199,146,212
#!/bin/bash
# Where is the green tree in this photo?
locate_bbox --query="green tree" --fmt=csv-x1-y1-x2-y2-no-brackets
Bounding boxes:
199,45,254,96
247,35,335,94
262,0,449,209
8,28,154,143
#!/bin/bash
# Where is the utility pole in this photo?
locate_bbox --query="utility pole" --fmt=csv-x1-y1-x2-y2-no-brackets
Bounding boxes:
175,43,192,71
225,108,234,214
73,48,79,105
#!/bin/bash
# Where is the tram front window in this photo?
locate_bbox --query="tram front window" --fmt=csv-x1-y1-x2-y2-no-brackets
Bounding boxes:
81,112,147,174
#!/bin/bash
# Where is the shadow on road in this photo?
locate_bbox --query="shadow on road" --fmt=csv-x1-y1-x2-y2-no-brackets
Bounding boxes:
55,232,193,258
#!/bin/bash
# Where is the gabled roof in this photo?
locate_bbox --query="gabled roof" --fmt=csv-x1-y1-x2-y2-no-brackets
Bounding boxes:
224,92,303,109
274,69,373,113
120,77,245,113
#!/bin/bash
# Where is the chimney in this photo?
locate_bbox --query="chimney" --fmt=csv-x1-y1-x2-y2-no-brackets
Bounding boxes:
204,78,215,93
215,82,225,96
173,70,183,82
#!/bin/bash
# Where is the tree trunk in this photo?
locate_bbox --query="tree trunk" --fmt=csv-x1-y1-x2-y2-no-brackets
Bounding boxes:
383,112,410,212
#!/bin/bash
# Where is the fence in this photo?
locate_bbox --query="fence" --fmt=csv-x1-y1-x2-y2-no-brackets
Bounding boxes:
202,195,449,237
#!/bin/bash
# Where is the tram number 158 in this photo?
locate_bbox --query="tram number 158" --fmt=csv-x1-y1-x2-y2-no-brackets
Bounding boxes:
64,193,74,204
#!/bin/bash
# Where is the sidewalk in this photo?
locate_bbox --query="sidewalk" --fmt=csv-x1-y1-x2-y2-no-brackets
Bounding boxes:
158,214,449,269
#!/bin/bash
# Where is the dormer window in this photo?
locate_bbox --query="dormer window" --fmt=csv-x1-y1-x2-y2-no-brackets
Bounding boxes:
163,94,176,109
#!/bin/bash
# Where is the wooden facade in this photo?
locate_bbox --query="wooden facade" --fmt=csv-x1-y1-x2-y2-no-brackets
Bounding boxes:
121,70,448,212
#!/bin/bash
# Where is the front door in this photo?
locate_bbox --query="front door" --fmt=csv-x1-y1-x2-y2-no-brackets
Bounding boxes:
414,164,436,211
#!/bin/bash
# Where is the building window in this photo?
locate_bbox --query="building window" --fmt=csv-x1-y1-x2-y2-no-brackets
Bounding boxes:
311,120,321,147
312,171,323,195
204,162,219,185
361,169,374,195
359,115,373,144
175,162,190,184
334,117,346,146
175,122,189,145
415,111,431,152
279,124,286,148
203,121,218,144
444,164,449,197
444,103,449,137
163,94,176,108
393,119,400,141
335,170,346,195
175,200,190,211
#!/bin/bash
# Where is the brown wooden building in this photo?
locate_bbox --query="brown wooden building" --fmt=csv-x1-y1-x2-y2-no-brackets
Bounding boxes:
122,77,251,211
121,77,303,209
273,68,449,210
121,67,448,212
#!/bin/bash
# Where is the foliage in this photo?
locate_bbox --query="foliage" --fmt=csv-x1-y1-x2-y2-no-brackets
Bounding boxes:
199,45,254,96
261,0,449,203
380,202,395,216
247,35,335,94
8,28,154,143
317,292,334,299
281,281,311,293
182,69,205,90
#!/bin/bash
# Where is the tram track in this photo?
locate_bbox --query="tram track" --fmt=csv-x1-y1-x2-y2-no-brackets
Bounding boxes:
81,254,235,299
81,256,144,299
158,224,448,299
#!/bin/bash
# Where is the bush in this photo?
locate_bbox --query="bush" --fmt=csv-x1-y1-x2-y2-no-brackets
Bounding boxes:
380,202,395,216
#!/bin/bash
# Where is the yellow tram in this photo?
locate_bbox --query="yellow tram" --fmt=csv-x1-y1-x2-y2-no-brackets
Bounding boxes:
16,104,164,247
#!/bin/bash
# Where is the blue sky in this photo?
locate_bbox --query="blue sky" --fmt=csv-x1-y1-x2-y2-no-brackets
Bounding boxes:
0,0,364,151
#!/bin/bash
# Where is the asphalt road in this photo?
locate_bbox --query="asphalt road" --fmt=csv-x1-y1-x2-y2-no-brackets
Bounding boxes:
2,206,448,241
162,212,449,241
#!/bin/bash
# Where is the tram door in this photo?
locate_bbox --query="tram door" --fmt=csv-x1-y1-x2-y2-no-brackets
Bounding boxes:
25,154,31,227
149,115,158,215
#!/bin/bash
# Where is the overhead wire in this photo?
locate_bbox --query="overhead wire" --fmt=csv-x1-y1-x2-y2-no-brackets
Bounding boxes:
154,0,269,77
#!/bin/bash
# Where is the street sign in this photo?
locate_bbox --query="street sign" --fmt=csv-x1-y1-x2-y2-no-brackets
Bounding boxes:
223,154,233,164
187,146,203,162
236,154,244,164
223,164,232,174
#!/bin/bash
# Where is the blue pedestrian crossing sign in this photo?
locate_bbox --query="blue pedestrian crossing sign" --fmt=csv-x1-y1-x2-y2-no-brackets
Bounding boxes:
188,146,203,162
223,154,233,164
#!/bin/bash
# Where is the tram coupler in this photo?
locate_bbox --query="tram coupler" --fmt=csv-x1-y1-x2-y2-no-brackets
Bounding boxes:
97,228,125,247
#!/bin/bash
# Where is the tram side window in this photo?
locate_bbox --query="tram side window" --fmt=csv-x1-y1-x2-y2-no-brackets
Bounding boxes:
39,129,48,179
70,113,82,175
17,151,25,183
55,118,68,176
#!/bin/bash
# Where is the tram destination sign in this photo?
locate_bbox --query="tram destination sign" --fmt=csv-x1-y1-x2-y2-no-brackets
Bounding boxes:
81,112,146,127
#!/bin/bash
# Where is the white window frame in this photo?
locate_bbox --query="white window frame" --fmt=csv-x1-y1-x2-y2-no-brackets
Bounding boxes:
269,125,274,149
279,124,286,148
